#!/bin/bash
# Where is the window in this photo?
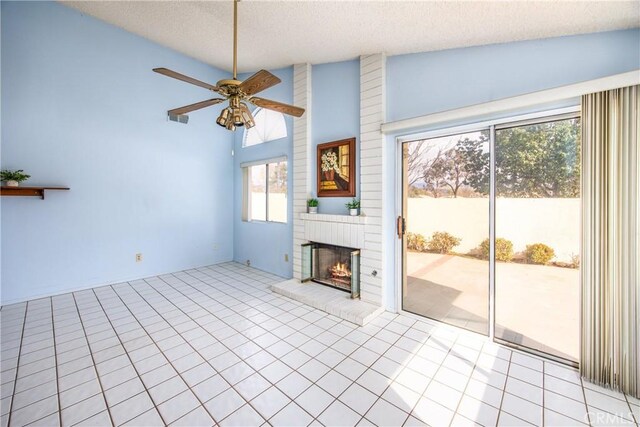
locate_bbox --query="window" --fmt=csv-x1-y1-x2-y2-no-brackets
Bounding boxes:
243,108,287,147
243,158,287,223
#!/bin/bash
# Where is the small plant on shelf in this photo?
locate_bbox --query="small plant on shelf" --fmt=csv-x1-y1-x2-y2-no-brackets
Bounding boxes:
1,169,31,187
346,198,360,216
307,198,319,214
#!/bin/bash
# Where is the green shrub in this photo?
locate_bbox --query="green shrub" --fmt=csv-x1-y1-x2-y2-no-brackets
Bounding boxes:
406,232,427,252
479,238,514,261
525,243,555,265
427,232,461,254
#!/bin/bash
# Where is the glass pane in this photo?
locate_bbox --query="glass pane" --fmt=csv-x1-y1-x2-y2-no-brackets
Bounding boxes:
402,130,490,335
495,117,581,361
243,108,288,147
350,250,360,299
249,164,266,221
301,243,312,281
267,161,287,223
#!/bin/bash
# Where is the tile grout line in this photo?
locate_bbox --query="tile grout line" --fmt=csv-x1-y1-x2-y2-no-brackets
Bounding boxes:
88,287,169,426
623,394,638,425
90,286,189,424
5,301,29,427
495,350,513,426
542,358,545,426
162,270,335,424
175,269,384,420
206,268,484,426
69,292,117,426
120,280,248,422
146,273,316,424
110,279,240,424
331,315,416,425
446,337,485,426
49,297,63,427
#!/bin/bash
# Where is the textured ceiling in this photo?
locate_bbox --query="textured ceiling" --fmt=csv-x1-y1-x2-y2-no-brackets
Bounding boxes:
62,1,639,74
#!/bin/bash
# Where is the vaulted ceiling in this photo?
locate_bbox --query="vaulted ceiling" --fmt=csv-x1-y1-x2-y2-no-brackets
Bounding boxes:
62,1,639,73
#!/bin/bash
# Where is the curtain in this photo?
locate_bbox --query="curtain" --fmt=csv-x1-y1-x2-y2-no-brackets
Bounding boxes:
581,85,639,398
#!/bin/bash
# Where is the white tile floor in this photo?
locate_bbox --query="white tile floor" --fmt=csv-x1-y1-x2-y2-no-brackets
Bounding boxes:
1,262,638,427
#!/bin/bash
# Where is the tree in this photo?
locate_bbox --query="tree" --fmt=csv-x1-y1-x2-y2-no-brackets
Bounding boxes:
422,149,447,198
495,119,580,197
406,120,580,199
438,149,465,197
456,135,490,196
421,134,489,198
405,142,427,187
268,162,287,193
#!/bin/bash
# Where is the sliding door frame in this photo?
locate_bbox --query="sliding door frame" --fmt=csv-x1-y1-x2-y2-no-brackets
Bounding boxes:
396,105,581,364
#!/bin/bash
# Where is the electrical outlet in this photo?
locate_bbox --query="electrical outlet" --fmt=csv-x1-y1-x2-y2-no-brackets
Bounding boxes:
246,259,251,267
135,253,142,262
284,254,289,262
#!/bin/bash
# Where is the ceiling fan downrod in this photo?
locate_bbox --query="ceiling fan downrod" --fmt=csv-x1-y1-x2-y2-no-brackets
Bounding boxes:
233,0,238,80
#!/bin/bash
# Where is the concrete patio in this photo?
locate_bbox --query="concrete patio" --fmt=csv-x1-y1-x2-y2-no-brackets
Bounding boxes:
403,252,579,361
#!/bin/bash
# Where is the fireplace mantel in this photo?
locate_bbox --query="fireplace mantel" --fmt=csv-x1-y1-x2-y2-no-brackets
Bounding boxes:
300,212,367,225
300,213,365,248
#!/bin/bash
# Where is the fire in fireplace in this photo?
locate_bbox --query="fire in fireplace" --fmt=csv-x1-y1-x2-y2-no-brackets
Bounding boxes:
331,262,351,287
301,242,360,298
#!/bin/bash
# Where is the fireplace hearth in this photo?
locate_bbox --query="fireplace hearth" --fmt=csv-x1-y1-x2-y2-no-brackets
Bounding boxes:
301,242,360,298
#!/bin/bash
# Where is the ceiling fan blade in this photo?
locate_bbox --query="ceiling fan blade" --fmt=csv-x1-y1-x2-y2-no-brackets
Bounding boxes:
168,98,225,115
250,97,305,117
153,68,220,92
239,70,281,96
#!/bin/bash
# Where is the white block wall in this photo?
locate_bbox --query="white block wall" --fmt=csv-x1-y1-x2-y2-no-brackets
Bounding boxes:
359,54,386,306
292,64,312,280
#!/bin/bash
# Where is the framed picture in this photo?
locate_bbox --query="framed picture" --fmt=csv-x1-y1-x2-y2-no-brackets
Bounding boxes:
317,137,356,197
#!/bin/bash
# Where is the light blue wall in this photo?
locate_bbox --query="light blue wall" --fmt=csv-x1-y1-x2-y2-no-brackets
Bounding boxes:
1,1,234,304
232,67,294,278
387,29,640,123
312,60,361,214
382,29,640,311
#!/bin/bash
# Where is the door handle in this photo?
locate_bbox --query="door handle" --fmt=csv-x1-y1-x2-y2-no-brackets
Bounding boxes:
396,216,406,239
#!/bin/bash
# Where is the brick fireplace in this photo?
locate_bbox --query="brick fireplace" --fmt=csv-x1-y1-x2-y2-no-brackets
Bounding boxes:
273,56,387,323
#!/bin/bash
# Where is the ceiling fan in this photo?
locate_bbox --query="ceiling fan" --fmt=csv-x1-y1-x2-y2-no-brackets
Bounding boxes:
153,0,305,131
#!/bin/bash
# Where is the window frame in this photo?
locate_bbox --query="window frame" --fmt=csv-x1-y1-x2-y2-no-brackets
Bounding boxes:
242,157,288,224
396,105,582,367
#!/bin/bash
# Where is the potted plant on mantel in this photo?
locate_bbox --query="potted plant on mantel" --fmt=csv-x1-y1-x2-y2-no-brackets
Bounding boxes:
346,198,360,216
1,169,31,187
307,198,319,214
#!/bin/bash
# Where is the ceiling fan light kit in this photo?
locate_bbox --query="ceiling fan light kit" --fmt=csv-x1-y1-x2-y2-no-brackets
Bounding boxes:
153,0,304,132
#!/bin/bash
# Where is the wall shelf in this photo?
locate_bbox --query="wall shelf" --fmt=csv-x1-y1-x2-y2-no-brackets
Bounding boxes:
1,186,69,200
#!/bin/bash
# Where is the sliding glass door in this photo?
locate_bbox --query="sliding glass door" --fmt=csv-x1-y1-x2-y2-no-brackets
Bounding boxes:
401,113,581,363
494,117,581,362
401,130,490,335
